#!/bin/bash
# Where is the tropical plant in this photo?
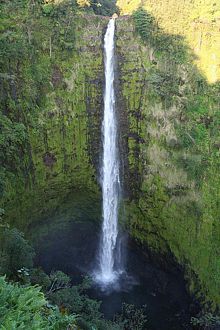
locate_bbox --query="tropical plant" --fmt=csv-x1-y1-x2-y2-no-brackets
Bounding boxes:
191,313,220,329
0,228,35,278
0,276,77,329
114,303,148,330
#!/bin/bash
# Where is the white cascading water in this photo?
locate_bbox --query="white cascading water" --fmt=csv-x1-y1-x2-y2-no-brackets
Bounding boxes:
95,18,121,285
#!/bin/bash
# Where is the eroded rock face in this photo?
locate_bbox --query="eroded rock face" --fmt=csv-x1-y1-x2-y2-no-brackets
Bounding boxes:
115,16,220,308
2,5,220,310
2,15,108,228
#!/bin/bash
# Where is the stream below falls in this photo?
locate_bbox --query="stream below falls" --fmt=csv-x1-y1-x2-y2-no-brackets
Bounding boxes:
28,192,193,330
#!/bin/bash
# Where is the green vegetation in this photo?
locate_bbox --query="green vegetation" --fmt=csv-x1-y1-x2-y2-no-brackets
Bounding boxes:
0,272,148,329
1,0,220,324
0,219,148,329
0,114,27,198
91,0,118,16
116,5,220,312
0,227,35,278
114,303,147,330
191,313,220,328
117,0,220,83
77,0,118,15
0,276,77,330
0,222,78,329
0,272,149,329
0,0,106,227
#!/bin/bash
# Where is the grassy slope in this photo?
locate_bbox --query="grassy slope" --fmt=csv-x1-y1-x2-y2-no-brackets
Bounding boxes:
117,0,220,83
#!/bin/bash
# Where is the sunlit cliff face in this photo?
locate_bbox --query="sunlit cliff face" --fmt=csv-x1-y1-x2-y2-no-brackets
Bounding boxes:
117,0,220,84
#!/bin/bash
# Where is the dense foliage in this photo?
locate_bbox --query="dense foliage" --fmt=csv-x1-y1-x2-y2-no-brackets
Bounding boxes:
127,6,220,311
0,219,148,329
0,0,76,201
1,0,220,327
191,313,220,329
118,0,220,83
91,0,118,16
0,227,35,278
77,0,118,15
0,276,77,329
0,0,117,203
0,273,148,329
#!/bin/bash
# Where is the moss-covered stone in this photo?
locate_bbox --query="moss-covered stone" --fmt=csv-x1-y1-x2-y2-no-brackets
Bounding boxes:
2,0,220,312
116,15,220,309
0,4,108,229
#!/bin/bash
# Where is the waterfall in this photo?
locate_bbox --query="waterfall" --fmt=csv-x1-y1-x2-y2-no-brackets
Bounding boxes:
95,18,122,285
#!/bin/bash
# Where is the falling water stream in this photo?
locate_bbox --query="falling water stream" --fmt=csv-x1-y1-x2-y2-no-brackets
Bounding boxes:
95,18,122,285
30,19,193,329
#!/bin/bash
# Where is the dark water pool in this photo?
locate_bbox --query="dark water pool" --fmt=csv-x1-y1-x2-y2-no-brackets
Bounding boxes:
29,192,193,330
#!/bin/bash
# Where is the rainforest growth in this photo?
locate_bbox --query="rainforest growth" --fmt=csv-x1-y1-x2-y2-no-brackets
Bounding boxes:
1,0,220,329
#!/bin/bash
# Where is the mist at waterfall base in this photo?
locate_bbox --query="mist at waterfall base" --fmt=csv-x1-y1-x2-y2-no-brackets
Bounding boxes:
94,18,124,287
30,192,192,330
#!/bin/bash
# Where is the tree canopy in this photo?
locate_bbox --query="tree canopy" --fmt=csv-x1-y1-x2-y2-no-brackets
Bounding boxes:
77,0,118,15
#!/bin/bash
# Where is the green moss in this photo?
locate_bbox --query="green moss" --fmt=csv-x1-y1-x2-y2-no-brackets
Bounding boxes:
0,3,107,228
117,0,220,83
116,14,220,309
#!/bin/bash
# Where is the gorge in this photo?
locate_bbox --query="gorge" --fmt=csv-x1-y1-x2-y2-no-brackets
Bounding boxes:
1,0,220,329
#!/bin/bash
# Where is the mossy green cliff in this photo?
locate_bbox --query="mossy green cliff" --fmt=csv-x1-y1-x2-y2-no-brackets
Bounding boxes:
0,2,108,228
1,0,220,313
116,14,220,309
117,0,220,83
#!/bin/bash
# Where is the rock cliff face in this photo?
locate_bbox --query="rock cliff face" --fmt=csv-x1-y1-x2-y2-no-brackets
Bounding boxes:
116,15,220,308
1,1,220,310
1,12,108,227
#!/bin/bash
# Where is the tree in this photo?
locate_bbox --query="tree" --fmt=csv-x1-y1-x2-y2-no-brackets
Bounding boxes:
91,0,118,16
114,303,148,330
48,270,71,293
0,228,35,278
77,0,91,7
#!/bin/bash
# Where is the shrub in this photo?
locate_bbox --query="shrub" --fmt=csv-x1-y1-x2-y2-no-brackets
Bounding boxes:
0,228,35,278
0,276,77,329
